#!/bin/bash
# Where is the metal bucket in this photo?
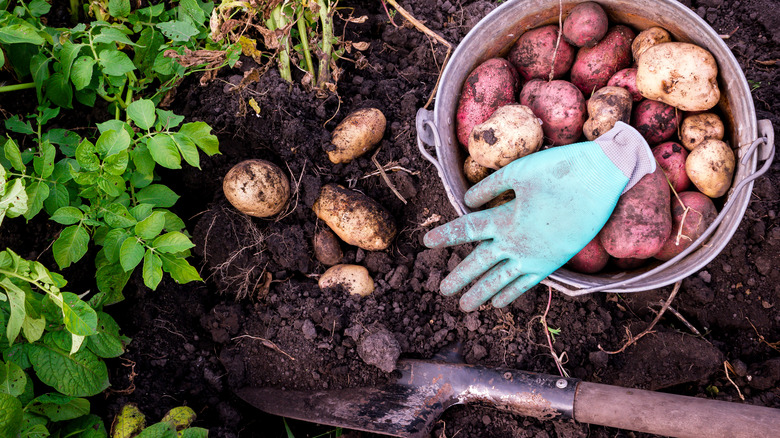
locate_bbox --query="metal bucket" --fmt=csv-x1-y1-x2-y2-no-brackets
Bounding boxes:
416,0,775,296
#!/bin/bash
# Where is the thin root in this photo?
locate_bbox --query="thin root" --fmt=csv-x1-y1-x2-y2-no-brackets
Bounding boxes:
724,361,745,401
233,334,296,361
372,146,407,204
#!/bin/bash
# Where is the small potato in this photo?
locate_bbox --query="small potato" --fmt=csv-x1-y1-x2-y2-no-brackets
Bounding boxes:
456,58,520,148
318,264,374,297
468,104,544,169
631,99,680,145
570,25,636,96
313,228,343,266
607,68,642,102
312,184,397,251
632,26,672,61
223,159,290,218
562,2,608,47
520,79,587,146
327,108,386,164
636,42,720,111
583,86,633,141
681,112,725,151
508,25,576,81
567,235,610,274
655,191,717,261
464,156,493,184
685,139,734,198
652,141,690,193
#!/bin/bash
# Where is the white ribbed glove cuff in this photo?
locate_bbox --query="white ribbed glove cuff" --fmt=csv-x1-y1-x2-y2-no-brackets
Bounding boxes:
594,121,656,194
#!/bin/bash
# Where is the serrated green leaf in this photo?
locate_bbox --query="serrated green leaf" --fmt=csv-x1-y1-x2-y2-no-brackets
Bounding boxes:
86,311,127,358
156,20,199,42
96,129,132,157
135,184,179,208
62,292,98,337
155,109,184,130
179,122,219,156
119,238,144,272
4,115,34,135
147,135,181,169
104,150,129,175
53,225,89,269
28,393,90,422
142,250,163,290
4,138,24,171
45,72,74,109
0,393,23,437
104,203,136,228
27,334,109,397
98,49,135,76
33,141,55,179
71,56,95,90
127,99,156,130
50,206,83,225
0,23,45,44
1,277,26,344
160,254,202,284
152,232,194,254
0,360,26,397
22,181,48,220
135,211,166,240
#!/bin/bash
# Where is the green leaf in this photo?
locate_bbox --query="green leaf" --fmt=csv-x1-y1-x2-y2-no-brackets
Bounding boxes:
152,232,194,254
44,72,74,109
130,203,154,221
44,183,70,215
142,250,163,290
53,225,89,269
119,238,144,272
104,150,129,175
0,360,26,397
33,140,55,178
62,292,98,337
75,138,100,172
28,394,90,422
21,313,45,344
22,181,48,220
29,53,49,101
4,343,32,370
134,27,164,73
109,0,132,18
160,254,202,284
71,56,95,90
155,109,184,130
97,174,126,197
94,27,136,46
96,129,132,157
27,334,109,397
156,20,199,42
163,211,186,232
98,49,135,76
136,422,177,438
0,23,45,45
95,263,129,305
28,0,52,17
104,203,136,228
161,406,196,429
0,393,23,437
179,122,219,156
86,312,127,358
58,41,84,78
50,206,83,225
135,184,179,208
179,0,206,26
152,50,174,76
180,427,209,438
101,229,129,263
1,278,26,344
4,115,34,135
135,211,166,239
147,134,181,169
127,99,157,130
96,120,133,137
4,138,24,171
171,133,199,169
37,106,60,126
0,179,28,225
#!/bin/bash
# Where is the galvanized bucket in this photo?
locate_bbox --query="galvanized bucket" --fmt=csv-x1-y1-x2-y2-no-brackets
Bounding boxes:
416,0,775,296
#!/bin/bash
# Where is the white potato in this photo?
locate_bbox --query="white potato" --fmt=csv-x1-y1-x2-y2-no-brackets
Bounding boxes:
681,112,725,151
318,264,374,297
223,159,290,217
327,108,386,164
468,104,543,170
632,26,672,61
685,139,734,198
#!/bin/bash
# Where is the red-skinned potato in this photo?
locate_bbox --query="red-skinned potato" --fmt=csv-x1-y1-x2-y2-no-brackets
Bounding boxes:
520,79,587,145
631,99,680,145
223,159,290,218
681,112,725,151
508,25,576,81
456,58,520,149
571,25,636,96
468,104,544,169
685,139,734,198
652,141,691,193
583,86,633,141
313,228,343,266
562,2,608,47
567,235,610,274
632,26,672,61
607,68,642,102
654,191,717,261
600,167,672,259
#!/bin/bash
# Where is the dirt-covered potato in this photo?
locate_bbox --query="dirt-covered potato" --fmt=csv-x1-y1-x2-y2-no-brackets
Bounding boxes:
223,159,290,218
463,156,492,184
567,235,610,274
607,68,642,102
631,99,680,145
652,141,690,193
562,2,608,48
686,139,734,198
654,191,718,261
583,86,633,140
632,26,672,61
636,42,720,111
570,25,635,96
327,108,386,164
313,228,343,266
468,104,543,169
312,184,397,251
681,112,725,151
318,264,374,297
508,25,576,81
520,79,587,145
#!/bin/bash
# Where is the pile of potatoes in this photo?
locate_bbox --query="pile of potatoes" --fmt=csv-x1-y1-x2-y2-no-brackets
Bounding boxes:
456,2,735,274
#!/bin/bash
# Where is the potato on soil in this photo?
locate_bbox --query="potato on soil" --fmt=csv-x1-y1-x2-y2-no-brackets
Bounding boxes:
223,159,290,218
327,108,386,164
562,2,608,48
468,104,544,169
631,99,680,145
570,25,636,96
685,139,734,198
681,112,725,151
464,156,493,184
607,68,642,102
636,42,720,111
583,86,633,141
456,58,520,148
655,191,717,261
567,235,610,274
600,167,672,259
508,25,576,81
652,141,690,193
520,79,587,146
632,26,672,61
313,228,343,266
318,264,374,297
312,184,397,251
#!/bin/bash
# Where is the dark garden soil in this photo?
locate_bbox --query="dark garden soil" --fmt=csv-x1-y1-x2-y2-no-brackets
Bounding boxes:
2,0,780,437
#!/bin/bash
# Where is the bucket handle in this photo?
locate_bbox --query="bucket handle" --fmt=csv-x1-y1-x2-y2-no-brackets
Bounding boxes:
546,119,776,297
416,108,467,216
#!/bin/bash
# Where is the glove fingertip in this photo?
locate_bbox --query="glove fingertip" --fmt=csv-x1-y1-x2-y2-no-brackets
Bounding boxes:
422,230,442,248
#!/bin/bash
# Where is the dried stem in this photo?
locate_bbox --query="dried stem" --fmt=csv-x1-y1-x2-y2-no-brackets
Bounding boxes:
724,361,745,400
372,146,407,204
548,0,563,82
540,286,568,377
233,334,296,361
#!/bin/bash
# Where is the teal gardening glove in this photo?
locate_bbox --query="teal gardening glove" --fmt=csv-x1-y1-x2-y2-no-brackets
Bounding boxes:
424,122,655,311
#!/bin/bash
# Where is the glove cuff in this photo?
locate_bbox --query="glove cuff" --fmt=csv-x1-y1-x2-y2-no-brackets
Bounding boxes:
594,121,656,194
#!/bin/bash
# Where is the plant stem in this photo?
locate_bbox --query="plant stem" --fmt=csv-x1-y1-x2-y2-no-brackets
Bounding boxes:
316,0,334,88
296,5,316,81
270,4,292,82
0,82,36,93
69,0,80,23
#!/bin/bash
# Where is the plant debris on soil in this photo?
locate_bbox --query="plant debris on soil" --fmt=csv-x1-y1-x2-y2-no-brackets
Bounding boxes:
2,0,779,437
